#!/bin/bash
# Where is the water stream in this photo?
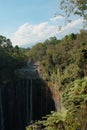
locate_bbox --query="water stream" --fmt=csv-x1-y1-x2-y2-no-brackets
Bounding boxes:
30,79,33,122
26,80,29,124
0,87,4,130
0,61,56,130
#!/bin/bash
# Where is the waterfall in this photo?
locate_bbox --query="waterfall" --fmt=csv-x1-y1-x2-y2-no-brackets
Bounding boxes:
0,61,56,130
0,87,4,130
26,79,33,124
26,80,29,124
30,79,33,122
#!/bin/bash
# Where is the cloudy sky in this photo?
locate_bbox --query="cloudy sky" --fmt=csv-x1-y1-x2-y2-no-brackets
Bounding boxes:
0,0,84,47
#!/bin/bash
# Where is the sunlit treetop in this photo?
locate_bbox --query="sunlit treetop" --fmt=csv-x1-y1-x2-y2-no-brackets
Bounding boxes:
60,0,87,27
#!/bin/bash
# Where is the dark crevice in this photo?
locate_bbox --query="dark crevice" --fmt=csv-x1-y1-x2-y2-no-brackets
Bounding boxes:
0,78,55,130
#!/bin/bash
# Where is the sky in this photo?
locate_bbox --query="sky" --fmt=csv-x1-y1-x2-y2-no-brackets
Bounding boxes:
0,0,84,48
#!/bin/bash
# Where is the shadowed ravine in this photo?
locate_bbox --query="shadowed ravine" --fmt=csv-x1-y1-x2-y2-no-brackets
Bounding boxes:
0,61,56,130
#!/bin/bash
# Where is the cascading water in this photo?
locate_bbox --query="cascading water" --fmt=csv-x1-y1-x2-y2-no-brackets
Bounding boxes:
0,87,4,130
0,61,56,130
30,79,33,122
26,80,29,124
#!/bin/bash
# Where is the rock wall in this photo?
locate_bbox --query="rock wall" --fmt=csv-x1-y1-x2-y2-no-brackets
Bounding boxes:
0,79,55,130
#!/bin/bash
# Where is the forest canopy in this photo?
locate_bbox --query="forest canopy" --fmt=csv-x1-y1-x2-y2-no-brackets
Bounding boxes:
0,35,27,83
26,30,87,130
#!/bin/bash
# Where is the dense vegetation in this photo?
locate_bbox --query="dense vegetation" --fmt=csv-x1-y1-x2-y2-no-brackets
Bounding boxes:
0,30,87,130
0,1,87,130
26,30,87,87
60,0,87,17
26,30,87,130
0,35,27,83
60,0,87,27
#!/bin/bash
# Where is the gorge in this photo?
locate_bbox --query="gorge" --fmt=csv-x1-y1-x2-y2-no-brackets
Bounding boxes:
0,31,87,130
0,61,57,130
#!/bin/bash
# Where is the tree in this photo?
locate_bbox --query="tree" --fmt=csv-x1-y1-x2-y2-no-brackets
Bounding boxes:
0,35,7,46
62,77,87,130
60,0,87,26
0,35,27,83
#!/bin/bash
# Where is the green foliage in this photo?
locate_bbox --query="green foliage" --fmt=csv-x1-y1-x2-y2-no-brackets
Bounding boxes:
0,35,27,83
25,31,87,130
63,77,87,108
26,108,67,130
62,77,87,130
60,0,87,24
25,31,87,88
25,42,46,61
32,76,87,130
25,37,60,62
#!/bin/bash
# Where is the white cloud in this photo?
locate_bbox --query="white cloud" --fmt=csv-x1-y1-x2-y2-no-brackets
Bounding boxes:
50,15,64,22
56,18,83,38
11,22,58,47
11,18,83,47
58,18,83,32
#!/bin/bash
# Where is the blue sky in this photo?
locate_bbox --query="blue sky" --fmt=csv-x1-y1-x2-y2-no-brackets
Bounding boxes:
0,0,58,33
0,0,84,47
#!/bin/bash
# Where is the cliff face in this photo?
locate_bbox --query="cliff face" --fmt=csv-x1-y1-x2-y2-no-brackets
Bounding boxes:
0,79,55,130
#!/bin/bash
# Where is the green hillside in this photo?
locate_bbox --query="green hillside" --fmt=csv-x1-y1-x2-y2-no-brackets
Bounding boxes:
26,30,87,130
